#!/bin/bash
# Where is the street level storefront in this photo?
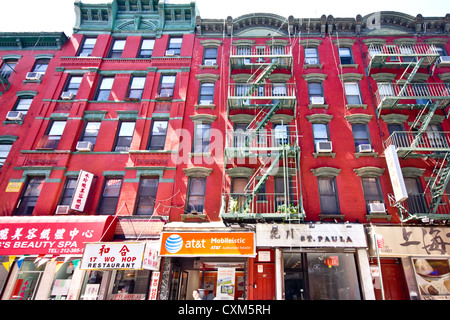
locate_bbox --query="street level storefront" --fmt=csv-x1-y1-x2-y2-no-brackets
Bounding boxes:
367,225,450,300
0,215,116,300
256,223,374,300
158,223,255,300
79,241,160,300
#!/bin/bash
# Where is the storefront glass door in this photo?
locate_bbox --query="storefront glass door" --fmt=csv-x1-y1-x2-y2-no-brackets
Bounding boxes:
284,252,308,300
10,260,45,300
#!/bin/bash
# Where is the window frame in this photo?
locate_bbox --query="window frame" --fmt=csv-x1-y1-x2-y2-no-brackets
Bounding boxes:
31,58,50,75
148,120,168,151
138,39,155,58
317,177,340,214
351,123,371,150
344,82,363,105
312,123,330,151
58,177,78,206
114,121,135,152
158,74,176,98
97,177,123,215
186,177,207,214
77,37,97,57
0,142,13,169
193,123,211,153
304,47,319,65
94,76,114,101
198,82,215,105
14,96,33,116
126,76,146,100
338,47,354,65
308,82,325,104
134,176,159,215
203,47,218,65
14,176,45,216
361,177,384,212
108,39,126,58
79,121,101,147
167,37,182,56
64,75,83,98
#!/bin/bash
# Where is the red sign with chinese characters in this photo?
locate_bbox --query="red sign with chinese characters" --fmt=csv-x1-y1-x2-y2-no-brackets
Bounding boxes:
70,170,94,212
0,215,116,255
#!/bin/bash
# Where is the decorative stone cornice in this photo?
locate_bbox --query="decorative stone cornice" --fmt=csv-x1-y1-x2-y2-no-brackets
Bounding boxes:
311,167,341,177
354,167,385,177
306,114,333,123
183,167,213,177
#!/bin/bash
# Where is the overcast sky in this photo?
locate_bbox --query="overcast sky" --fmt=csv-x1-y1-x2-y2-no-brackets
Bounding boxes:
0,0,448,36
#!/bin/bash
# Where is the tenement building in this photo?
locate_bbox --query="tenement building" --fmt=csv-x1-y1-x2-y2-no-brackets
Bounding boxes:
0,0,449,300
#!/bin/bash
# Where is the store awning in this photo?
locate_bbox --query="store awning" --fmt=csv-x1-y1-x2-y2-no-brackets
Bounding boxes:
0,215,117,255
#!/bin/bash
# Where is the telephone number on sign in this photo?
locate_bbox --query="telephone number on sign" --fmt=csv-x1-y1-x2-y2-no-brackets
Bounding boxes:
48,248,83,254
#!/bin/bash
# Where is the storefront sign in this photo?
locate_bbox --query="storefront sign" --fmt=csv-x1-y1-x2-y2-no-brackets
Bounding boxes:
108,293,146,300
5,182,22,192
70,170,94,212
369,226,450,257
142,246,160,270
0,216,116,255
80,242,146,270
159,232,255,257
149,272,160,300
256,224,367,248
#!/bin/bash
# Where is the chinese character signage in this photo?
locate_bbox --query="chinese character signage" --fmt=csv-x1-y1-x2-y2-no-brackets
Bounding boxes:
80,242,147,270
0,216,116,255
412,258,450,299
70,170,94,212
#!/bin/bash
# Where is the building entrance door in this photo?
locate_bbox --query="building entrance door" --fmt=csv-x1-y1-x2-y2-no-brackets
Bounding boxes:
283,252,308,300
254,263,275,300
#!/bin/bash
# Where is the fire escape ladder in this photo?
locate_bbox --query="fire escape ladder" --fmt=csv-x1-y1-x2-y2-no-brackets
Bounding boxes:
428,157,450,214
245,101,282,148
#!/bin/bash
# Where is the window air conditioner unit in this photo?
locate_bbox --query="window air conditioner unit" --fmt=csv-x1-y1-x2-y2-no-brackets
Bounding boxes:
438,56,450,66
165,50,175,56
358,144,372,153
79,52,91,57
60,91,74,100
76,141,93,151
6,111,24,121
55,205,70,215
204,60,216,66
368,203,386,214
311,96,324,104
25,72,42,81
316,141,333,153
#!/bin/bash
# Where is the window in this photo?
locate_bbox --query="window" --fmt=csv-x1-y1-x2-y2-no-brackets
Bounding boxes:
9,259,45,300
312,123,330,151
318,177,340,214
41,120,66,149
97,178,122,215
426,123,448,149
108,39,126,58
138,39,155,58
167,37,182,55
352,124,370,150
387,123,407,148
338,47,353,65
272,83,287,104
135,177,159,215
404,177,427,214
31,58,50,75
400,46,416,63
127,76,146,100
198,83,215,105
148,120,168,150
80,121,101,147
14,176,45,215
14,96,33,116
193,123,211,153
114,121,135,152
59,177,78,206
236,46,251,64
78,37,96,57
94,77,114,101
64,75,83,98
305,47,319,65
274,124,289,146
203,47,217,65
344,82,363,105
110,270,151,299
235,83,250,105
377,82,394,102
0,142,12,169
0,60,17,80
186,177,206,213
435,46,447,57
232,177,248,210
233,123,248,148
361,177,384,211
275,177,295,211
158,74,176,98
308,82,324,104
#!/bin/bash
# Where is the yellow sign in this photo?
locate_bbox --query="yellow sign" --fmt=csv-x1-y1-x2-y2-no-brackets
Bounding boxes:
6,182,22,192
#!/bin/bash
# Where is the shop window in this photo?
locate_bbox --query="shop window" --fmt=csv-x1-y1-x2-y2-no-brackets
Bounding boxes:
126,76,146,100
318,177,340,214
13,96,33,116
193,123,211,153
9,259,45,300
135,177,159,215
138,39,155,58
203,47,217,65
186,177,206,213
94,77,114,101
148,120,168,150
48,258,78,300
108,39,126,58
14,176,45,216
97,178,122,215
108,269,151,300
80,270,104,300
338,47,354,64
114,121,135,152
78,37,96,57
79,121,101,147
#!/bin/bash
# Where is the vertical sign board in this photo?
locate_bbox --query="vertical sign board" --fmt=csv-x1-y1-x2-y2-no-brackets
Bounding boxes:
385,145,408,203
70,170,94,212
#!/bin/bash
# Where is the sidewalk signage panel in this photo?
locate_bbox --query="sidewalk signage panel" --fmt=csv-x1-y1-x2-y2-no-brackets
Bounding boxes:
80,242,146,270
160,232,255,257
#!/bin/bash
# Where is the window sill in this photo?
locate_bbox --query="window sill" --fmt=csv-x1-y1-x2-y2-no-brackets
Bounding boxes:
313,152,336,158
308,103,329,110
339,63,358,69
355,152,378,158
3,120,24,126
346,104,367,110
181,213,207,221
319,214,345,221
189,152,211,158
199,64,218,70
365,213,391,221
304,63,323,69
195,104,216,110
